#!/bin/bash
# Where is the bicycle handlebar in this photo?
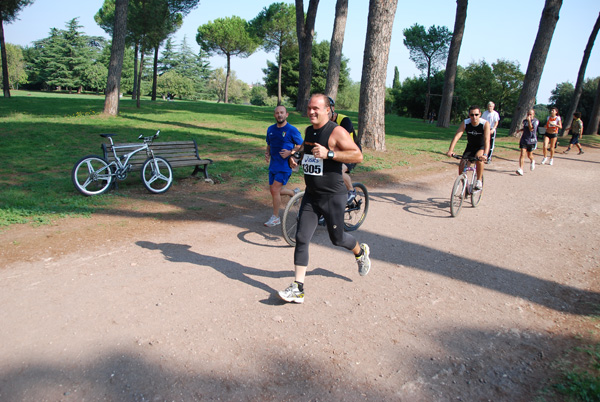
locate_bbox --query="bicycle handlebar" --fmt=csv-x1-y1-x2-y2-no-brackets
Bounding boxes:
452,154,483,162
138,130,160,143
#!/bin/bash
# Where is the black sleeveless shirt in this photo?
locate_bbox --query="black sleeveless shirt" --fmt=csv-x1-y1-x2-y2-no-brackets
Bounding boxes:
465,118,486,150
303,120,345,195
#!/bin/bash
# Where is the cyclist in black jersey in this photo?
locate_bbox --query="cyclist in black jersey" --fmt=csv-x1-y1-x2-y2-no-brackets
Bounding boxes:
278,94,372,304
446,105,490,190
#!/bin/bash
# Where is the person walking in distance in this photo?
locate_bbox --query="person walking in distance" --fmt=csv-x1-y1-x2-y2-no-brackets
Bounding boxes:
481,101,500,164
446,105,491,190
542,107,561,165
515,109,539,176
278,94,371,304
563,112,584,155
264,105,303,227
327,96,361,204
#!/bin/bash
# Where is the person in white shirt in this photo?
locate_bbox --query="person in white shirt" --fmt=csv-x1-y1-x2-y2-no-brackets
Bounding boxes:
481,101,500,164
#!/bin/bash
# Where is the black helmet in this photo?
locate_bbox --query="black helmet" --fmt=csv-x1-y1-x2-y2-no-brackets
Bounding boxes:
327,96,335,107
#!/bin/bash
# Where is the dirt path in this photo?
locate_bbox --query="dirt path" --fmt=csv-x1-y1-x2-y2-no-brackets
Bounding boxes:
1,149,599,401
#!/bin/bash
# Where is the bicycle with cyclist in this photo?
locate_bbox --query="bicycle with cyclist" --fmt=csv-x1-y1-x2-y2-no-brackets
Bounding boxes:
446,105,490,191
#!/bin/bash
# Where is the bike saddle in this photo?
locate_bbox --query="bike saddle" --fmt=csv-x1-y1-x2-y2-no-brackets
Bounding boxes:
100,133,116,138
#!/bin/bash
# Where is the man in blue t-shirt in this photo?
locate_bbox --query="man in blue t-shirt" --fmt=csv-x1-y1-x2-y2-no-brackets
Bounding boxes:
264,105,303,227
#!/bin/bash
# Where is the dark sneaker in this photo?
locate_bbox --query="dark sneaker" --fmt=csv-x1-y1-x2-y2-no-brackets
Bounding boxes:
278,282,304,303
356,243,371,276
578,150,584,155
318,216,326,226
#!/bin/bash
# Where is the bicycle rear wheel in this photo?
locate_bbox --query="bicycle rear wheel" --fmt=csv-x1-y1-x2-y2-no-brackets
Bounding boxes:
344,182,369,231
471,174,484,207
450,175,466,217
72,155,113,196
282,191,304,246
142,156,173,194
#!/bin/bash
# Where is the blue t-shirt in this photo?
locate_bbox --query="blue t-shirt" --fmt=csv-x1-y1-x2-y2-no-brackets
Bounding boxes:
266,122,303,173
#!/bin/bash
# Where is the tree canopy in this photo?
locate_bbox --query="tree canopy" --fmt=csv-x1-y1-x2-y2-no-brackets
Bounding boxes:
403,23,452,119
27,19,105,93
262,40,350,106
196,16,258,103
0,0,34,24
251,2,296,105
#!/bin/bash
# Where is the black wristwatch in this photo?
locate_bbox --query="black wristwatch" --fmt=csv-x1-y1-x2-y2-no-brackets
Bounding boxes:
327,150,334,159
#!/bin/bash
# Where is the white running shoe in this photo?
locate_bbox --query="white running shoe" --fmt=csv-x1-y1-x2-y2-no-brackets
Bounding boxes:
278,282,304,303
356,243,371,276
474,180,483,190
530,160,535,171
541,157,548,165
549,158,554,166
516,168,524,176
264,215,281,227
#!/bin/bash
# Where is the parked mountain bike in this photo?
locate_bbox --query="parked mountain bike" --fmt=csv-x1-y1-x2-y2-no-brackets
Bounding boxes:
450,154,484,217
72,131,173,196
281,183,369,247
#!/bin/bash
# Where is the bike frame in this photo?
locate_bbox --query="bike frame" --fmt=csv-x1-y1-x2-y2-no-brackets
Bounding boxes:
106,136,155,174
460,162,477,195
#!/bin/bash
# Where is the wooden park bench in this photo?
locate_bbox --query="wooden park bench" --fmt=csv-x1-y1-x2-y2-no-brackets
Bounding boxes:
101,140,214,183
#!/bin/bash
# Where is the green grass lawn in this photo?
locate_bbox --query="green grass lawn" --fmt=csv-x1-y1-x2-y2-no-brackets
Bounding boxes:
1,90,598,227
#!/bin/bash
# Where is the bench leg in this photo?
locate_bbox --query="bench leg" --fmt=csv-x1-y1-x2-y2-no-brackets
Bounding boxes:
191,165,213,183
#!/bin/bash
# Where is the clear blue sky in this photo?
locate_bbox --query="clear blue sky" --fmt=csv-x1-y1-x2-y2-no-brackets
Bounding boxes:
5,0,600,104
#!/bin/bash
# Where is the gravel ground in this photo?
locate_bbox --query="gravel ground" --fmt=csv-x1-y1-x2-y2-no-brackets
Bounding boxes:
1,147,599,401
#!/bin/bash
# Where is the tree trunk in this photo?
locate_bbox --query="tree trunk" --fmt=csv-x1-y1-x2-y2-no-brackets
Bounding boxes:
277,48,282,106
136,50,144,108
224,53,231,104
423,62,432,120
509,0,563,136
132,42,139,100
586,78,600,135
151,45,159,101
0,15,11,98
358,0,398,151
562,11,600,135
438,0,468,128
295,0,319,115
325,0,348,101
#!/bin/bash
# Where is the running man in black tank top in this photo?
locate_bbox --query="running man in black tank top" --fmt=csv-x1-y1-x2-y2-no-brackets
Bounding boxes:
446,105,490,190
278,94,372,304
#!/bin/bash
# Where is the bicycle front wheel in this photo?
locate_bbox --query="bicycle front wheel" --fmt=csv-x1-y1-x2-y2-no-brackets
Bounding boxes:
450,175,466,217
282,191,304,247
344,182,369,231
72,155,113,196
142,156,173,194
471,174,484,207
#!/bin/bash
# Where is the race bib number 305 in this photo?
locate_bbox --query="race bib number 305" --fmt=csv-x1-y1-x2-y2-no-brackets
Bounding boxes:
302,154,323,176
